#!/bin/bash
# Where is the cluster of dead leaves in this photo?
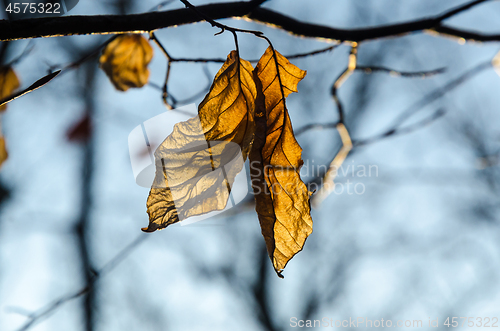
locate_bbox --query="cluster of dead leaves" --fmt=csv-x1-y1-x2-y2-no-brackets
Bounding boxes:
0,66,21,167
98,34,312,276
142,47,312,278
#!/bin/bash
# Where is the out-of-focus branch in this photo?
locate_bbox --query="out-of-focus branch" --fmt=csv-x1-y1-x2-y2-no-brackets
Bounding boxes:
296,66,447,136
13,234,148,331
252,244,281,331
389,61,492,130
0,0,496,42
309,46,453,206
353,108,446,147
331,44,358,124
74,61,99,331
356,65,446,78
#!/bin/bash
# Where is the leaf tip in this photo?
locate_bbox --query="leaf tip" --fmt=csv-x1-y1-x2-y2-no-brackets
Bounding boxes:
141,223,159,233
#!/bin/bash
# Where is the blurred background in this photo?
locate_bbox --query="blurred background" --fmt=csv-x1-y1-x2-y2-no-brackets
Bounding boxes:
1,0,500,330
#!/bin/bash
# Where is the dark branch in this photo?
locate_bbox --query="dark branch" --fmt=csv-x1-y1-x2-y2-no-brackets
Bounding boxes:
0,0,496,42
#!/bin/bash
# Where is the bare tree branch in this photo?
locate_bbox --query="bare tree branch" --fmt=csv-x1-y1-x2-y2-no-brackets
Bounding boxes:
0,0,496,42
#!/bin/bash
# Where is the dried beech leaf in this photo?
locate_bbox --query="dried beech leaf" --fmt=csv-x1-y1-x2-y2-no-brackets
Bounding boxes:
143,51,256,232
250,46,311,278
99,34,153,91
0,66,20,111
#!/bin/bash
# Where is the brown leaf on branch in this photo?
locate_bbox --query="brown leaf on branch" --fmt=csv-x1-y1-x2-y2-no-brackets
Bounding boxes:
142,47,312,277
143,51,256,232
0,66,20,111
99,34,153,91
250,46,311,278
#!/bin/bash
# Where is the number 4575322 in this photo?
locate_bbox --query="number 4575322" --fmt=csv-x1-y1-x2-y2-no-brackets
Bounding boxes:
5,2,61,14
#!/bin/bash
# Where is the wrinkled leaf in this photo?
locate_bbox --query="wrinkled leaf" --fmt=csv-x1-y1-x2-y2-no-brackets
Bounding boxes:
250,46,311,278
0,66,20,111
144,51,256,232
99,34,153,91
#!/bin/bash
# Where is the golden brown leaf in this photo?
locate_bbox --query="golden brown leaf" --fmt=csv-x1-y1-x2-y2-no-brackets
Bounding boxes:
99,34,153,91
0,66,21,111
143,51,256,232
250,46,311,278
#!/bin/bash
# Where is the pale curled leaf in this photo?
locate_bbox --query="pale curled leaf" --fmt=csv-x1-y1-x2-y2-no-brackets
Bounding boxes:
250,46,311,277
143,51,256,232
0,66,20,111
99,34,153,91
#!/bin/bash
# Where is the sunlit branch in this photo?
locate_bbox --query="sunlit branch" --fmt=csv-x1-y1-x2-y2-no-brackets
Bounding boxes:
0,0,497,42
312,123,352,207
331,44,358,124
0,70,61,108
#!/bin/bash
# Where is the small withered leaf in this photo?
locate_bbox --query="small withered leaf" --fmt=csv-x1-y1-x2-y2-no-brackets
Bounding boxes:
143,51,256,232
250,46,311,278
0,66,20,111
99,34,153,91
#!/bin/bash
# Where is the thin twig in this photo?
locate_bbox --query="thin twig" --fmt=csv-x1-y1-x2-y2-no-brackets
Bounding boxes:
356,66,446,78
353,108,446,147
389,61,491,131
0,70,61,108
331,43,358,124
296,123,338,136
